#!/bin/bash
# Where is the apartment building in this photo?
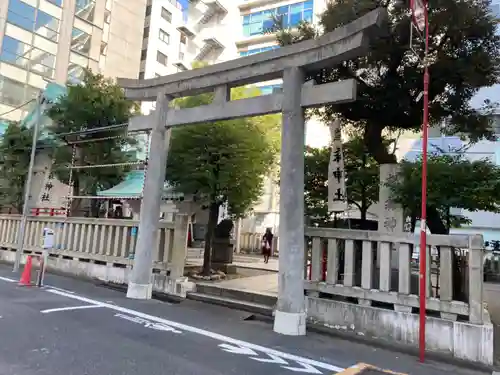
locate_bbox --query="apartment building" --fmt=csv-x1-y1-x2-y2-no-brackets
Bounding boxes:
0,0,146,123
138,0,332,233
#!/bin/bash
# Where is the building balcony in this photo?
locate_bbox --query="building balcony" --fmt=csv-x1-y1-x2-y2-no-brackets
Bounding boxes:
173,61,189,71
198,0,227,25
194,37,224,61
177,24,196,37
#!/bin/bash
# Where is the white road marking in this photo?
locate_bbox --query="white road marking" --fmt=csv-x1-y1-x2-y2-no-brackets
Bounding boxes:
114,313,182,334
45,286,75,294
41,304,103,314
0,276,16,283
219,343,257,355
220,343,322,373
46,288,344,373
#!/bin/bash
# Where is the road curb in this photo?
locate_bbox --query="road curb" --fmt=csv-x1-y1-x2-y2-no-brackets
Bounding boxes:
337,363,407,374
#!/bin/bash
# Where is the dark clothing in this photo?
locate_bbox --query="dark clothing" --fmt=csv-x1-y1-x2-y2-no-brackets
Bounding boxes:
261,232,273,256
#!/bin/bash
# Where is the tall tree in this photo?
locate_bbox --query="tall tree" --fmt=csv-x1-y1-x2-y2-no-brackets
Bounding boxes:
304,135,381,226
274,0,500,164
167,88,280,275
388,153,500,233
46,70,140,216
0,122,33,213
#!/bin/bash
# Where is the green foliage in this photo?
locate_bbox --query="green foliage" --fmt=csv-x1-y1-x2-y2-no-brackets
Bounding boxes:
46,70,140,212
167,84,280,274
275,0,500,162
387,153,500,230
304,135,381,225
0,122,33,212
167,87,279,218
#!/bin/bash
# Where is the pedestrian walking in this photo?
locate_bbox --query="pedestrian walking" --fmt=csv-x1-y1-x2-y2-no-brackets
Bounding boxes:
261,228,273,264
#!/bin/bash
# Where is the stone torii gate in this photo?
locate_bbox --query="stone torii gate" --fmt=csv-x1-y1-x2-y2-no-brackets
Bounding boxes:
118,8,386,336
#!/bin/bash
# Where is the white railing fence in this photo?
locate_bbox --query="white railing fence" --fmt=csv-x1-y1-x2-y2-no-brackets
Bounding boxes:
304,227,484,324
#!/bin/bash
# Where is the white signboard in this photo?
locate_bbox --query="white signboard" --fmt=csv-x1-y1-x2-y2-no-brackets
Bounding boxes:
327,119,348,212
42,228,54,249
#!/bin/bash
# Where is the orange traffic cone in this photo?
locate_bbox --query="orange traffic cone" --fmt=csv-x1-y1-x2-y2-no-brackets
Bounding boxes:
19,256,33,286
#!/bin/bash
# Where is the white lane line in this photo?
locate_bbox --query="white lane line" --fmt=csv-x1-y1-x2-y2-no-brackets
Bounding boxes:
46,289,344,373
0,276,16,283
45,285,75,294
41,304,103,314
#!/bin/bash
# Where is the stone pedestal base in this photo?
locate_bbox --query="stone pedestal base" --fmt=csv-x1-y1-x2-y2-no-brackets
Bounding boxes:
126,282,152,299
273,310,306,336
212,263,237,274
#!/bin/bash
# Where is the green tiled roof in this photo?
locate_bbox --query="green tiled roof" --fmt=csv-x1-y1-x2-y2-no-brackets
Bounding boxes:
97,170,183,199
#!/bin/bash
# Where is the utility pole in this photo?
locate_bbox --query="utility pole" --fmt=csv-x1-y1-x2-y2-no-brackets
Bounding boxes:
14,93,42,272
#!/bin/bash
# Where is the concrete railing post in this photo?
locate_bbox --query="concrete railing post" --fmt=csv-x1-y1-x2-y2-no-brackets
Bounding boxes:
273,66,306,336
468,234,484,324
170,214,189,280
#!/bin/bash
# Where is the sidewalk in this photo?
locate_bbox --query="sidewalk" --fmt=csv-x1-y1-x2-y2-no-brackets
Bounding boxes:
187,250,279,272
212,273,278,295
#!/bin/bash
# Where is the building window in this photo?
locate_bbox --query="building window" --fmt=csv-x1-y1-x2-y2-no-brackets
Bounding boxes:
47,0,63,6
0,76,38,107
178,51,184,60
1,36,32,70
157,51,168,65
1,36,56,79
30,48,56,78
67,63,86,84
180,33,187,44
139,72,145,80
140,49,147,61
161,7,172,22
100,42,108,56
71,27,91,56
75,0,96,24
35,9,60,42
7,0,60,42
159,29,170,44
240,45,279,56
145,5,152,16
143,27,150,38
104,9,111,23
242,0,313,37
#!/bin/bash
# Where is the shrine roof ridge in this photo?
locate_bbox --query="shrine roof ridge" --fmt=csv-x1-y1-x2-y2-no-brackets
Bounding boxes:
117,8,387,101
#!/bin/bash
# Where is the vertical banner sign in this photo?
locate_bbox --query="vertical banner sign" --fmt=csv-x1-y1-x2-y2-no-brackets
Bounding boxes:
411,0,426,32
328,119,347,212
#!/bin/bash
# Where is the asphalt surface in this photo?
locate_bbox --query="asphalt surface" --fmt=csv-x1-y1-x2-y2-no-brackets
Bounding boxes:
0,264,488,375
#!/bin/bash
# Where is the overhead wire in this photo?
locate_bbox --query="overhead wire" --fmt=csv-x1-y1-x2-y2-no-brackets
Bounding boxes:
0,99,35,119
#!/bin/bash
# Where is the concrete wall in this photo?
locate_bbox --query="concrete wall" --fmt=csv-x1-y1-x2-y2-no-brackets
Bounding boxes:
307,297,494,365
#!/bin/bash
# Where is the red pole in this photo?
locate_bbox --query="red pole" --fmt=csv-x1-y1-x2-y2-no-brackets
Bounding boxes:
419,3,430,363
322,246,327,281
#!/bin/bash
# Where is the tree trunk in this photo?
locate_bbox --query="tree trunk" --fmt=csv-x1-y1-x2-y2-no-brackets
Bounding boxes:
425,206,464,301
70,177,81,217
202,202,219,276
90,199,101,218
364,123,397,164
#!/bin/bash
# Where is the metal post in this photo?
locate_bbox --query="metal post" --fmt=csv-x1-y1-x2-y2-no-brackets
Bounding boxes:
14,93,41,272
419,2,430,363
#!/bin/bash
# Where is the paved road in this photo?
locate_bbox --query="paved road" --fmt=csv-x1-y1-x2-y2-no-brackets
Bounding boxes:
0,265,486,375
